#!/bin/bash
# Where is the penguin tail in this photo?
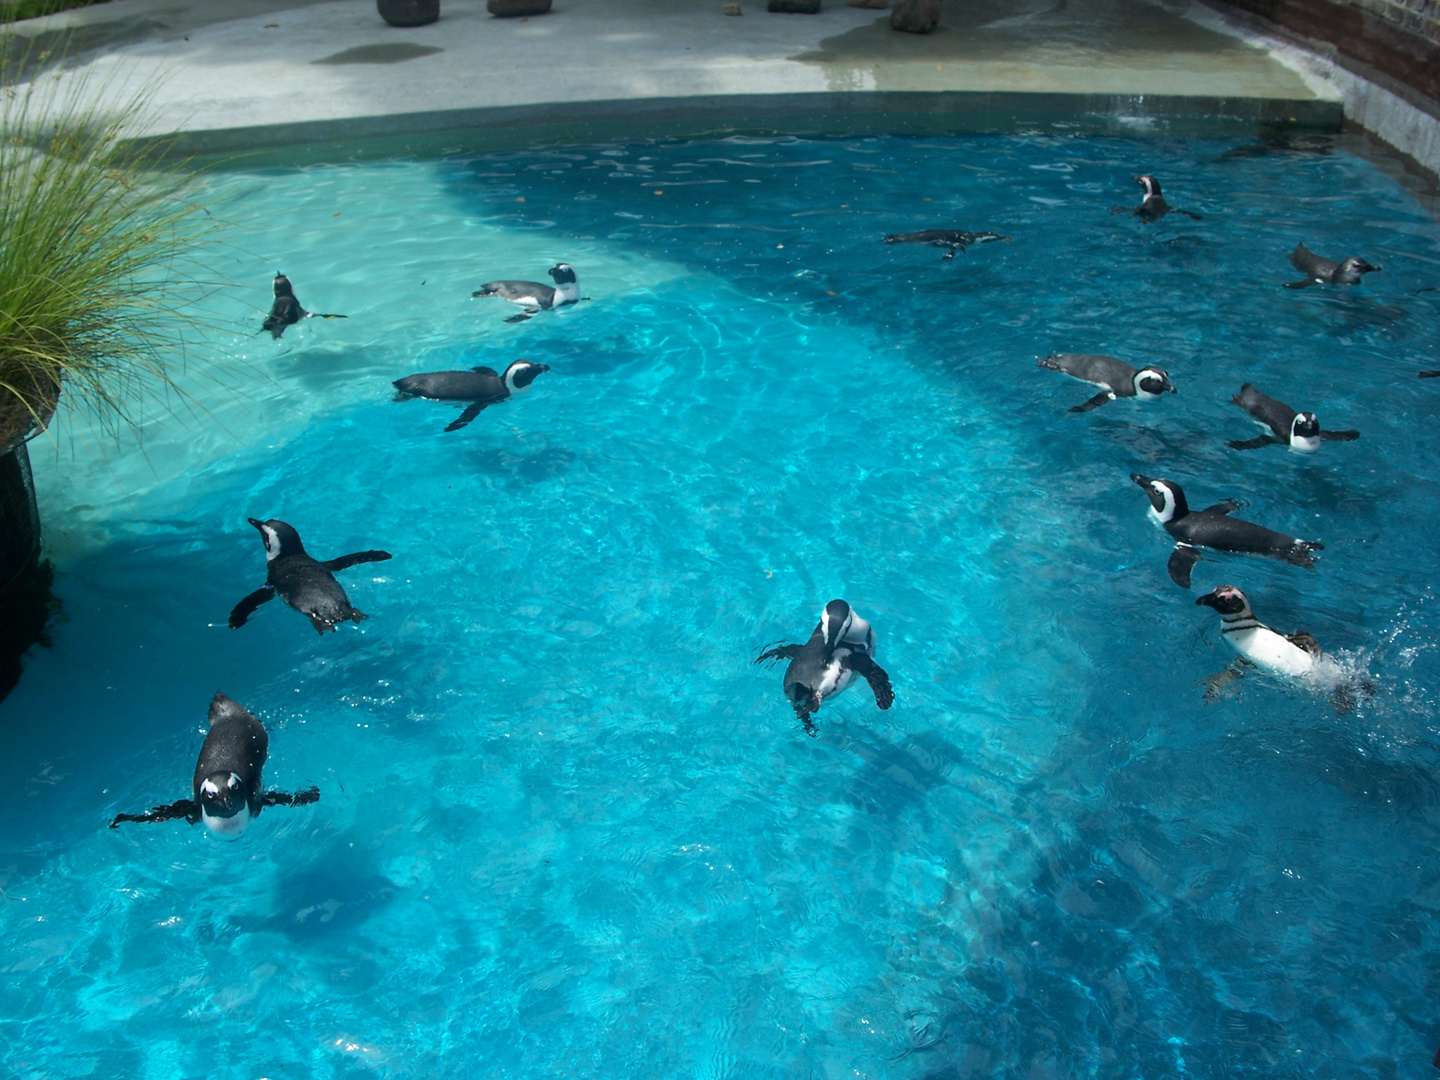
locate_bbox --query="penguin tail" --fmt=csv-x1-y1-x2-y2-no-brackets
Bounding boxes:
350,609,368,623
1036,354,1062,371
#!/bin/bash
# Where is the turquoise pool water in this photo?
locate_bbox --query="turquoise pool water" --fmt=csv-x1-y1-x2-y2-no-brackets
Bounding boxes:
2,133,1439,1079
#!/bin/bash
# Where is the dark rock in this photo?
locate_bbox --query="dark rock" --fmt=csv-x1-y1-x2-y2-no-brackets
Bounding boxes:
848,0,887,6
488,0,552,14
723,2,741,12
377,0,439,25
890,0,939,32
768,0,819,11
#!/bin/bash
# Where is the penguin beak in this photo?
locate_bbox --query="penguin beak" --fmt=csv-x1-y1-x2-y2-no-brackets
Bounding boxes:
1195,591,1219,608
1130,473,1153,488
1164,380,1177,394
246,517,265,530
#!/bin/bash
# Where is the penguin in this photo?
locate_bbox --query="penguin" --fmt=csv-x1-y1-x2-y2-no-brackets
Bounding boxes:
1194,584,1320,678
1418,371,1439,379
1038,354,1177,413
1284,243,1380,288
754,599,894,736
262,273,347,339
1111,175,1202,223
1129,473,1323,588
882,230,1010,260
1227,383,1359,451
229,518,392,635
392,359,550,432
109,692,319,838
472,263,580,323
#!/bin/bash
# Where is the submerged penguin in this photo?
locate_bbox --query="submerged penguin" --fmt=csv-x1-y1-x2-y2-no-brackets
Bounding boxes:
472,263,580,323
109,692,319,838
1284,243,1380,288
262,274,347,339
229,518,392,635
1038,353,1177,413
1130,473,1323,588
392,359,550,432
1421,371,1440,379
1228,383,1359,451
754,599,894,736
881,230,1010,260
1111,175,1202,223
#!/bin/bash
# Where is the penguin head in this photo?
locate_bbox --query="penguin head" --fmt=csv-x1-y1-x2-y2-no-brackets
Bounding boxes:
1290,412,1322,451
1130,473,1187,522
272,274,295,299
503,360,551,395
1336,257,1379,282
1195,584,1251,618
548,264,577,285
198,771,252,839
820,599,854,651
1133,174,1161,199
1133,368,1176,398
247,517,304,562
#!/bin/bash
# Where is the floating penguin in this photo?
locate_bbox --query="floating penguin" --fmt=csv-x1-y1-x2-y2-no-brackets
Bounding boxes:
472,263,580,323
754,599,894,736
1037,353,1176,413
881,229,1010,260
1418,371,1439,379
392,360,550,432
1111,175,1202,223
1129,473,1322,588
1228,383,1359,451
109,692,319,838
229,518,392,635
262,273,347,339
1283,243,1380,289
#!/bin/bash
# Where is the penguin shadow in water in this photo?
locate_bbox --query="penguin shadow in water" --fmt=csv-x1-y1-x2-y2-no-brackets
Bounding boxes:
472,445,577,486
224,834,397,942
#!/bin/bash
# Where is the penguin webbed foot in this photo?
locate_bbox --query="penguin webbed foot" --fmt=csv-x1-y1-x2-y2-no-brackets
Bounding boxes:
754,642,802,666
228,585,276,629
110,799,200,828
1069,391,1116,414
1227,435,1279,451
1320,429,1360,441
321,550,393,573
1202,661,1248,702
307,614,337,635
261,786,321,808
1167,545,1202,588
845,651,895,710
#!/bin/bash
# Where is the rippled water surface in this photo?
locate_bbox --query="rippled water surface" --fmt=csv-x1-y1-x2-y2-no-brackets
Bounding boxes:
3,133,1440,1080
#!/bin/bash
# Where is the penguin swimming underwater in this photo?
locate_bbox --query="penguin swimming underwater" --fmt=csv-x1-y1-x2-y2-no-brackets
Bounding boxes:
1130,473,1323,588
472,263,581,323
1228,383,1359,451
1284,243,1380,288
754,599,894,736
109,692,319,839
229,518,392,635
882,230,1010,260
262,274,347,339
1111,175,1202,223
1038,353,1176,413
392,359,550,432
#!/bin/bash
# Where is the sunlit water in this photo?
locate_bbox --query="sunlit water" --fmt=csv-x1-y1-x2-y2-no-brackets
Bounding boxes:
3,133,1440,1080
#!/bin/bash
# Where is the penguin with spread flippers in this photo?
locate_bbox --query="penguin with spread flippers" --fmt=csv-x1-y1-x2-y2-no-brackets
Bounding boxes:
1227,383,1359,451
230,518,392,635
1130,473,1322,588
472,264,580,323
393,359,549,432
754,600,893,736
882,230,1010,260
262,274,346,339
1111,175,1202,223
1284,244,1380,289
1038,353,1176,413
109,692,319,839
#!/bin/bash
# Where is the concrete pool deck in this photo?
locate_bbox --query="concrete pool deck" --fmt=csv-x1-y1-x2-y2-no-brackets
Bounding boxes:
7,0,1349,157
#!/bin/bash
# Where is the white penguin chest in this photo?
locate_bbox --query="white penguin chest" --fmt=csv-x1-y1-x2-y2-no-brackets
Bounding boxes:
1224,625,1316,677
201,803,253,839
816,654,856,700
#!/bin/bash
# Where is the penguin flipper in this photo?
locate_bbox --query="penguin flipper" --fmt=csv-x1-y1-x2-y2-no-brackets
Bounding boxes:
754,642,802,666
503,311,537,324
110,799,200,828
1283,278,1319,289
1201,500,1241,516
228,585,276,629
1227,435,1279,450
1177,209,1203,220
845,652,895,710
1320,429,1360,441
1167,545,1202,588
1069,391,1116,413
321,550,393,572
261,786,321,808
445,403,487,432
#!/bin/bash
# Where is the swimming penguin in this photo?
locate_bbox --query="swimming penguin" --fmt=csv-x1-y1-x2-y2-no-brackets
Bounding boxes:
229,518,392,635
1111,175,1202,223
1038,353,1177,413
754,599,894,736
109,692,319,838
1284,243,1380,288
1228,383,1359,451
882,230,1010,260
1418,371,1439,379
1130,473,1323,588
392,359,550,432
1195,584,1320,678
262,274,347,339
472,264,580,323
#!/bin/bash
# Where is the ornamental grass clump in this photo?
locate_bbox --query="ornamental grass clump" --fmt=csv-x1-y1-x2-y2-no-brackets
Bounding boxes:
0,44,212,448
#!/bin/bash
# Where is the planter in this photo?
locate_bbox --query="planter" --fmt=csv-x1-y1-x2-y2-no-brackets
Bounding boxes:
0,438,55,702
488,0,552,15
768,0,820,10
378,0,440,26
890,0,939,31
